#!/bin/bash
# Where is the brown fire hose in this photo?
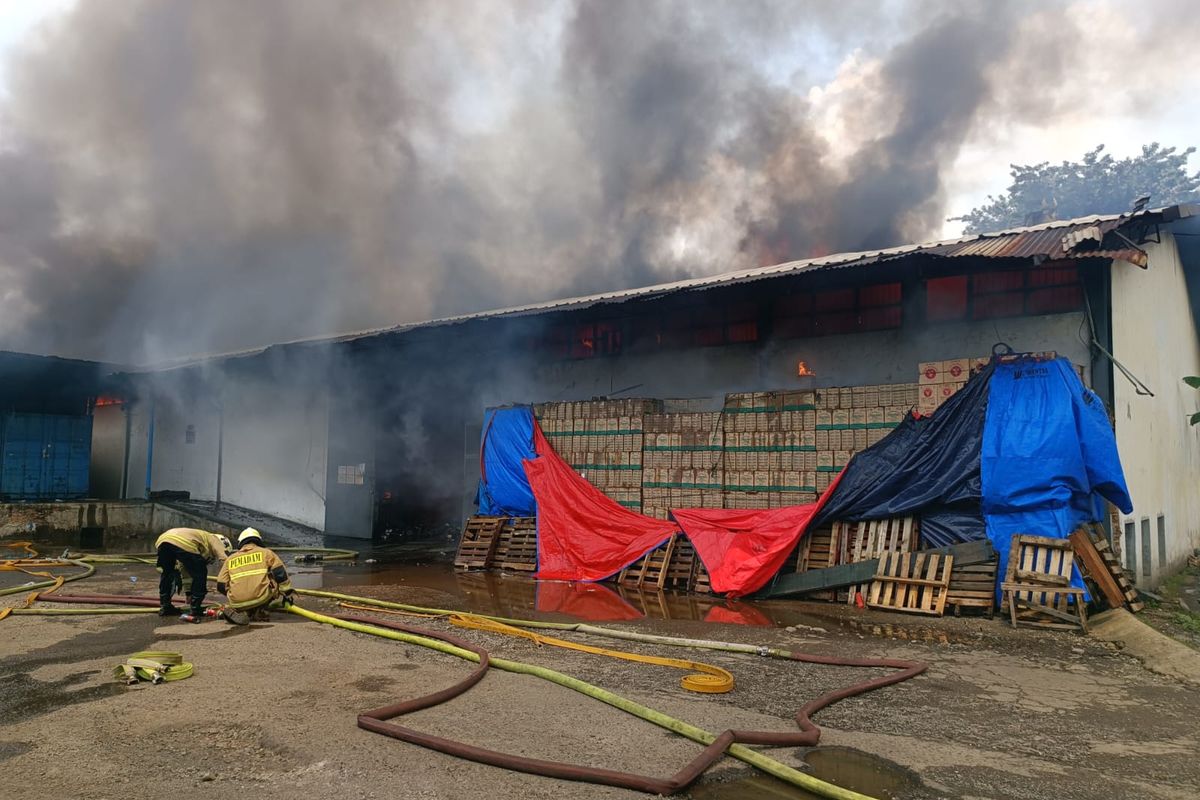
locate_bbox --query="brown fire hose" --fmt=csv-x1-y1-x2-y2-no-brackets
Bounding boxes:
338,613,926,794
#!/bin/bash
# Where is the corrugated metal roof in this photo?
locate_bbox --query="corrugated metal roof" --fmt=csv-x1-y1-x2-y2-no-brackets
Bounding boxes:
139,205,1193,372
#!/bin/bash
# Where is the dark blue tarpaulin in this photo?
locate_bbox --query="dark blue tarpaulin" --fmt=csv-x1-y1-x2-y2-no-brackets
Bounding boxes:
476,406,537,517
810,365,992,547
982,358,1133,598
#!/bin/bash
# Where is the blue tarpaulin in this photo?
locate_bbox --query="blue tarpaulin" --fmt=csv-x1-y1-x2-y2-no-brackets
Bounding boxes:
981,358,1133,599
476,406,537,517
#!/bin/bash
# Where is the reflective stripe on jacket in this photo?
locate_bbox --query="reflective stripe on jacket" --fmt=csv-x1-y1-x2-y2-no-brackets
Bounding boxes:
217,543,292,609
155,529,228,563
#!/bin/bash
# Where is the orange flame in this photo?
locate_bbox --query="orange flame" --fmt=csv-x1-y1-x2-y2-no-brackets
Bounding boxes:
797,361,814,377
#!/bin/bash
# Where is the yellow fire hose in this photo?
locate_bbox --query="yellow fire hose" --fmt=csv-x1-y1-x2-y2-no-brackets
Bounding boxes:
288,604,874,800
449,612,734,693
0,543,95,620
4,547,902,799
113,651,194,684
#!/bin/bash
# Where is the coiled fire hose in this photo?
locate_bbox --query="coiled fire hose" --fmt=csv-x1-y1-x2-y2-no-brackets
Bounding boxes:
113,651,194,684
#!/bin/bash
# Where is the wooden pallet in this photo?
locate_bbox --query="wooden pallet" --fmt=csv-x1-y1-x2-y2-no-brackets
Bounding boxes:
1068,527,1127,610
453,515,507,569
617,535,678,588
494,517,538,571
1001,534,1088,632
867,551,954,616
946,558,997,617
797,526,838,572
693,560,713,594
841,517,918,605
663,537,700,590
1082,524,1144,612
794,526,838,601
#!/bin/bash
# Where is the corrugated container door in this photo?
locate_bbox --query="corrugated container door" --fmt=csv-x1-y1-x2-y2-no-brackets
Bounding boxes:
46,416,74,496
2,413,47,498
1,413,93,499
68,415,93,496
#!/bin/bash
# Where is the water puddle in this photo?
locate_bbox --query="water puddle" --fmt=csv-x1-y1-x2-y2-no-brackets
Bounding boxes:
0,671,124,726
16,535,970,639
301,561,816,626
691,747,919,799
0,741,34,762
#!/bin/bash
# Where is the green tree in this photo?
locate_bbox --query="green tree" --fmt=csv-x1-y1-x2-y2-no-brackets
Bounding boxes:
951,143,1200,234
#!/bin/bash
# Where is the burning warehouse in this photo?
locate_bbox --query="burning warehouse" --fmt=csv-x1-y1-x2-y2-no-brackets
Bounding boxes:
64,203,1198,595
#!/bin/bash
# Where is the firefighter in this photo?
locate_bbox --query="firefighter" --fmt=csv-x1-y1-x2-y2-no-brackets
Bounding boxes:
216,528,295,625
155,528,231,617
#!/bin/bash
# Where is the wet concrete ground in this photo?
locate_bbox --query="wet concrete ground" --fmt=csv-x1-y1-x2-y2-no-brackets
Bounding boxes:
5,538,1200,799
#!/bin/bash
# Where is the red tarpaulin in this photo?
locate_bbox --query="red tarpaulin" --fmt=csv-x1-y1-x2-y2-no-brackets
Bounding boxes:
535,581,644,622
527,424,679,581
671,472,841,597
526,421,842,596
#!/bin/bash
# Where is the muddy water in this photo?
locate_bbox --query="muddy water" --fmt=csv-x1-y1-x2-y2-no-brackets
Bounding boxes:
10,535,966,641
692,748,919,799
297,561,829,626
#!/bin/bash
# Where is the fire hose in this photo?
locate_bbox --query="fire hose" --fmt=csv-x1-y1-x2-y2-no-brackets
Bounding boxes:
3,550,927,799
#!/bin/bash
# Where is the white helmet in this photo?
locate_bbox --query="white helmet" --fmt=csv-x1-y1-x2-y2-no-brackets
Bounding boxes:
216,534,233,553
238,527,262,545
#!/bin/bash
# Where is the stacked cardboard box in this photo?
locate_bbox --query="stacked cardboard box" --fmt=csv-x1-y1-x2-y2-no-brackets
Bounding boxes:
641,412,725,520
720,385,916,508
534,398,663,512
916,357,982,414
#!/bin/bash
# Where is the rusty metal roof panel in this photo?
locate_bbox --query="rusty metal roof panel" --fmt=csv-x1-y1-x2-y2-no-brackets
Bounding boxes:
135,206,1191,370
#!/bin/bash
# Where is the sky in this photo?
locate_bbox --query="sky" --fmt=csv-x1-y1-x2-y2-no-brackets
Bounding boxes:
0,1,1196,364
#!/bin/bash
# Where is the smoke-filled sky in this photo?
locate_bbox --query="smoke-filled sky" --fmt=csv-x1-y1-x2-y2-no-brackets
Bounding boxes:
0,0,1196,365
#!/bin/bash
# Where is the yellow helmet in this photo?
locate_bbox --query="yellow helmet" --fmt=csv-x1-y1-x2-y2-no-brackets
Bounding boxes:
238,528,262,545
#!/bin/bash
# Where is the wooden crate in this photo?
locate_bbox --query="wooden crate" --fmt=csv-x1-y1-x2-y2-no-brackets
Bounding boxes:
453,515,507,569
866,551,954,616
946,558,997,617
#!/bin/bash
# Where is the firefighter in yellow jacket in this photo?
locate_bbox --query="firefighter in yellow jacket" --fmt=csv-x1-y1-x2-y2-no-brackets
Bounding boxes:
155,528,231,617
216,528,295,625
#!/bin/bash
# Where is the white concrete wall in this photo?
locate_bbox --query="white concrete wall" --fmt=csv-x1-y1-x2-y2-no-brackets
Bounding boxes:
125,401,151,499
1112,231,1200,586
218,374,329,530
149,392,220,499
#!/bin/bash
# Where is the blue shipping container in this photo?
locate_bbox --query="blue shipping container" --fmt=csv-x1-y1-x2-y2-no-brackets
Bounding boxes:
1,412,92,500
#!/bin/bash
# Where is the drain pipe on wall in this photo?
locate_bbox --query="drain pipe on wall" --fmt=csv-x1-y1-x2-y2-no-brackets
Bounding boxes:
215,401,224,507
143,395,156,500
119,403,132,500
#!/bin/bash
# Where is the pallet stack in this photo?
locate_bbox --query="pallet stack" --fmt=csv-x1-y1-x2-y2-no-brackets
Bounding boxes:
455,516,539,572
642,413,724,520
453,515,507,569
535,398,663,512
945,558,998,617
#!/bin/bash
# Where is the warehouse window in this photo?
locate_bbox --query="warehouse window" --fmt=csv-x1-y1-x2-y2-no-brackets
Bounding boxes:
772,282,902,338
636,303,760,350
926,275,968,322
537,320,624,359
924,265,1083,323
337,464,366,485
